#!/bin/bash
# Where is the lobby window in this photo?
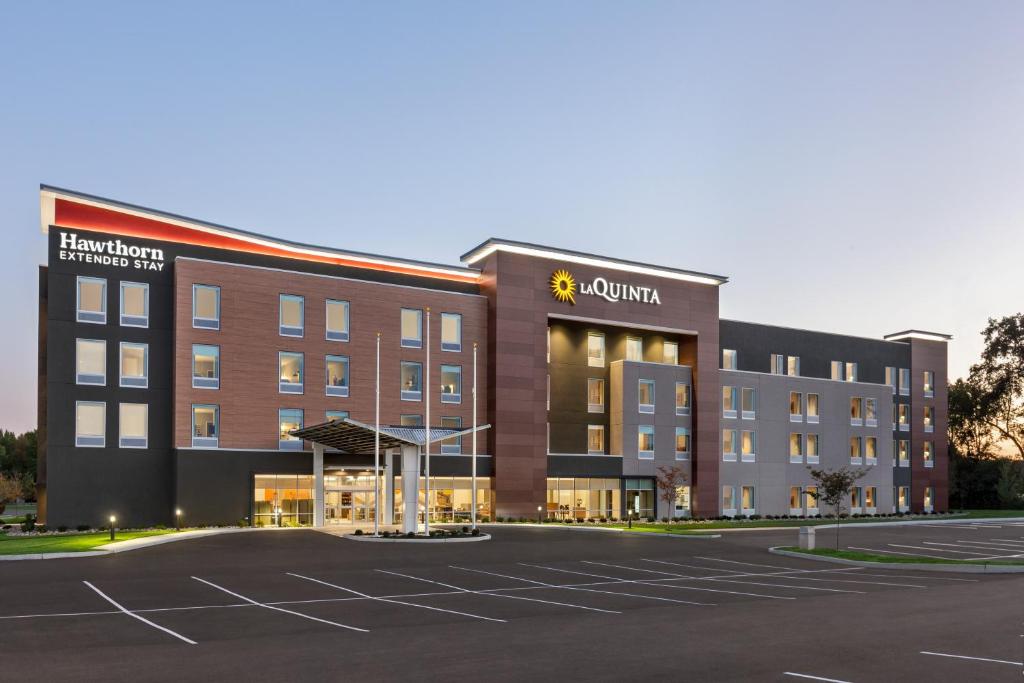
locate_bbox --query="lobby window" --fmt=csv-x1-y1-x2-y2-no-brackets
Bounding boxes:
787,356,800,377
118,403,148,449
326,355,350,397
789,486,802,513
626,337,643,362
400,361,423,401
192,344,220,389
846,362,858,382
924,405,935,432
279,352,304,394
440,365,462,403
805,486,819,513
119,281,149,327
119,342,148,388
588,333,605,367
885,367,897,393
441,313,462,352
76,338,106,385
588,378,605,413
325,299,350,342
638,379,655,413
741,486,756,514
588,425,605,454
898,404,910,431
279,294,304,337
865,436,877,463
741,430,756,461
76,276,106,324
441,416,462,454
741,387,756,419
722,349,737,370
638,425,655,458
923,371,935,398
850,436,863,463
192,284,220,329
923,441,934,467
722,486,736,515
789,433,803,463
75,401,105,447
400,308,423,348
850,397,863,426
279,409,303,450
675,427,690,460
770,353,784,375
191,404,219,448
898,439,910,466
723,429,737,461
722,386,737,418
663,341,678,365
806,433,820,463
675,382,691,416
326,410,349,423
807,393,819,423
400,414,423,427
790,392,803,421
865,398,877,427
898,368,910,396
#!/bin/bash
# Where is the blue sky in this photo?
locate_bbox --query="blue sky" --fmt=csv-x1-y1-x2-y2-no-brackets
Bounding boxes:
1,1,1022,431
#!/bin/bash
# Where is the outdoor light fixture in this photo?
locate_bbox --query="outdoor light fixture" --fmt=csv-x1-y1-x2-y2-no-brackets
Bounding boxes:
537,505,543,523
109,515,116,541
175,508,183,532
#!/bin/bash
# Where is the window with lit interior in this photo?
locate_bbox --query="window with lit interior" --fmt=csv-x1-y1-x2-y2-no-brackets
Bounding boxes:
279,352,304,394
192,284,220,329
440,365,462,403
192,404,219,447
441,313,462,352
326,355,350,397
76,276,106,324
120,281,149,327
75,401,105,447
279,295,304,337
279,409,303,450
192,344,220,389
588,333,605,367
119,342,148,388
119,403,148,448
326,299,350,342
400,308,423,348
638,425,655,458
401,361,422,401
76,339,106,385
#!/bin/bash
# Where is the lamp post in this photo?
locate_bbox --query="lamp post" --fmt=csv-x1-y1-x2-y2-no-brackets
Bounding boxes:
109,515,116,542
537,505,543,523
175,508,183,532
374,331,381,537
424,308,431,536
471,341,478,530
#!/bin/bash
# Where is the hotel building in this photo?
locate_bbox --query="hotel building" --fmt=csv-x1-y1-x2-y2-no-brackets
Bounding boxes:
35,186,950,527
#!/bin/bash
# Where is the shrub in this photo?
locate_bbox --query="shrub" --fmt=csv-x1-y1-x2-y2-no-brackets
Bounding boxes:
480,516,490,523
57,525,68,532
646,516,655,523
36,525,48,533
599,517,607,523
155,524,167,530
381,530,391,538
354,528,363,536
496,516,505,523
471,528,480,536
750,515,761,520
575,518,584,523
462,526,469,533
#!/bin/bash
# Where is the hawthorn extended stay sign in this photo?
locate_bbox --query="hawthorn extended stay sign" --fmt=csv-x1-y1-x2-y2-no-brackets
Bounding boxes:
58,232,166,271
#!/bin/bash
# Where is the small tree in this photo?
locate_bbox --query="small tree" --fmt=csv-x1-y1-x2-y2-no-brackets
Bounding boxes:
655,465,689,522
807,466,867,549
0,473,23,516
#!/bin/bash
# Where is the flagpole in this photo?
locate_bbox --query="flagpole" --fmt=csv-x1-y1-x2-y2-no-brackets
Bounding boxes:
471,340,478,530
374,331,381,537
424,308,431,536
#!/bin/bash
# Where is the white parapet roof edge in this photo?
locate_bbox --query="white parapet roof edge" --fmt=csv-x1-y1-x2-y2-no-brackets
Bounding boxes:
883,330,953,342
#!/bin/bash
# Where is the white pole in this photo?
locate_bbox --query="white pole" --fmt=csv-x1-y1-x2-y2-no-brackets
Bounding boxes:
374,331,380,537
424,308,431,535
472,340,478,530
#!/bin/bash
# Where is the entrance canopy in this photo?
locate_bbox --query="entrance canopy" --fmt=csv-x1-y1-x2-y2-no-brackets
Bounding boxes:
291,417,490,454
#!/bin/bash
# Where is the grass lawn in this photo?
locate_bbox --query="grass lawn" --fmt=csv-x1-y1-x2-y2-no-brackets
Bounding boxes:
780,546,1024,566
0,530,175,555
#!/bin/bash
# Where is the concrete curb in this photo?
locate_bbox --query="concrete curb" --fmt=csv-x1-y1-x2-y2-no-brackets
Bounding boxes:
808,515,1024,531
768,546,1024,574
344,533,491,544
477,523,722,539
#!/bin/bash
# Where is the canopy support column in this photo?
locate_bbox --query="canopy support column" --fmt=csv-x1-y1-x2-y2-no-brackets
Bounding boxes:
313,443,325,528
401,444,420,534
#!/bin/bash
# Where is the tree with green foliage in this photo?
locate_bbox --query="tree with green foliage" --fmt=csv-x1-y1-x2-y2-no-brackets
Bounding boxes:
968,313,1024,460
995,460,1024,509
0,473,23,516
807,466,867,550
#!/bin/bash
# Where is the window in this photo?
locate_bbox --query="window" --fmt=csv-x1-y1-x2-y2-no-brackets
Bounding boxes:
76,276,106,324
865,486,877,511
787,356,800,377
119,342,148,388
192,404,219,447
850,487,862,511
805,486,819,513
770,354,785,375
119,403,148,448
865,436,877,463
401,308,423,348
588,425,605,454
192,344,220,389
850,436,863,463
865,398,877,427
588,378,605,413
898,439,910,466
885,367,897,393
663,341,678,365
400,414,423,427
924,405,934,432
923,371,935,398
441,416,462,454
898,404,910,431
741,486,756,513
924,486,935,511
807,393,819,423
789,487,802,513
898,368,910,396
546,327,550,363
400,361,422,401
119,282,149,327
722,386,737,418
588,333,605,367
722,486,736,514
440,365,462,403
741,430,756,461
325,300,350,342
923,441,934,467
789,433,803,463
76,339,106,385
279,295,304,337
638,379,655,413
441,313,462,352
830,360,843,381
850,397,863,425
192,284,220,329
790,392,803,421
675,382,691,416
722,349,737,370
806,433,820,463
741,387,756,419
326,411,349,423
279,409,303,450
846,362,858,382
279,352,304,394
75,401,105,447
626,337,643,362
675,427,690,460
898,485,909,511
546,374,550,410
723,429,737,460
637,425,655,457
326,355,350,397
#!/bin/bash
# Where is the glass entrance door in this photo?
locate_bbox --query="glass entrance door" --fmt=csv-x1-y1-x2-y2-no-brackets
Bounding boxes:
324,473,376,524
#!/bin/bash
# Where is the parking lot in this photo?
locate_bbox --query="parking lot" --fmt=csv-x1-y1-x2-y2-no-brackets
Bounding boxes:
0,524,1022,682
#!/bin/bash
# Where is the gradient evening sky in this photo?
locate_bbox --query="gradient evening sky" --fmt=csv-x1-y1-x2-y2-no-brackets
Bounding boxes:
1,1,1022,432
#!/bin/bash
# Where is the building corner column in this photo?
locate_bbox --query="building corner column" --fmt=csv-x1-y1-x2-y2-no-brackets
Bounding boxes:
401,444,420,534
313,444,325,528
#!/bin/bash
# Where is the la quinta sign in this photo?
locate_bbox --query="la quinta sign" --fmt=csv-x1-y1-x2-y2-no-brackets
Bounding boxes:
550,269,660,306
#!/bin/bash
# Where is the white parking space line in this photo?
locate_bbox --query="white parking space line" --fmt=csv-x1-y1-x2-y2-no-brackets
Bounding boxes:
887,544,992,556
0,609,121,620
921,651,1023,666
783,672,853,682
631,560,926,588
846,546,971,560
449,565,622,613
517,564,714,606
289,572,506,623
955,539,1024,547
922,541,1024,553
191,576,368,632
588,560,865,594
82,581,197,645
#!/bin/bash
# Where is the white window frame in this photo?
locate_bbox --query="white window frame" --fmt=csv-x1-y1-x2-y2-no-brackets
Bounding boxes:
192,344,220,389
898,403,910,432
76,338,106,386
722,349,737,370
790,392,803,422
741,387,756,420
740,430,756,462
723,386,737,419
924,405,934,433
626,336,644,362
119,341,149,389
638,379,656,414
191,404,219,448
588,378,605,414
279,294,305,337
850,397,863,427
75,400,106,447
663,341,678,365
865,436,877,465
119,281,149,328
400,308,423,349
923,441,934,468
325,299,350,342
192,284,220,330
76,276,107,324
326,355,350,397
885,366,897,394
674,427,690,460
440,364,462,404
741,485,756,516
898,368,910,396
787,356,800,377
400,361,423,401
441,312,462,352
588,333,606,367
806,393,819,424
118,402,148,448
806,433,820,464
587,424,605,455
865,398,878,427
722,485,737,517
923,370,935,398
675,382,690,416
789,432,804,464
637,425,655,459
278,408,304,450
770,353,784,375
850,436,863,465
722,429,737,462
278,351,304,394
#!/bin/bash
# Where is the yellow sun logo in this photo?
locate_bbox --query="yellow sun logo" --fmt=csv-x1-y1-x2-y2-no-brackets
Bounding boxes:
550,269,576,305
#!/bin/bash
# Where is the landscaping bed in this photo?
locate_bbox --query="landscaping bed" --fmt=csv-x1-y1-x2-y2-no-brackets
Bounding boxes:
0,529,176,555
